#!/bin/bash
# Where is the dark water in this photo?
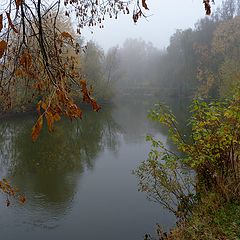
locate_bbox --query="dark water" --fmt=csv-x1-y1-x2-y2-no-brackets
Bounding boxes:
0,98,189,240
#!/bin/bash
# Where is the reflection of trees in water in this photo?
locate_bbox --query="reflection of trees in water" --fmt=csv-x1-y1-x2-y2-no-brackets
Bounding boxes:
0,107,121,216
113,96,191,147
113,97,162,143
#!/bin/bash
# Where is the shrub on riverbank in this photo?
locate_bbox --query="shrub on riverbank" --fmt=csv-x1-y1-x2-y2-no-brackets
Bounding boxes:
136,91,240,239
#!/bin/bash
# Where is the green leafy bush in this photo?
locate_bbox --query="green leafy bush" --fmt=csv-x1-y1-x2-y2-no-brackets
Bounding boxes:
135,91,240,220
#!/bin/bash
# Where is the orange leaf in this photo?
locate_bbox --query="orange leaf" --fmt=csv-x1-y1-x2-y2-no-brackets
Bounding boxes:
61,31,73,40
6,12,18,33
41,101,47,110
18,195,26,204
45,111,54,132
31,115,43,142
15,0,22,10
36,100,42,116
0,14,3,33
0,40,7,58
91,99,101,112
53,113,61,121
80,79,101,112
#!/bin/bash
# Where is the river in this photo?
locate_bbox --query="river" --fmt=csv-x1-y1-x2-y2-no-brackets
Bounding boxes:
0,97,190,240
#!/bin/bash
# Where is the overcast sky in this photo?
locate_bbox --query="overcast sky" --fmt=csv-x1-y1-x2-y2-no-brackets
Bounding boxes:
81,0,220,51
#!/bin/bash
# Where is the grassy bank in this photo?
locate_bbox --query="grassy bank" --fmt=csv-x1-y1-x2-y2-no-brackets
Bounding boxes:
168,193,240,240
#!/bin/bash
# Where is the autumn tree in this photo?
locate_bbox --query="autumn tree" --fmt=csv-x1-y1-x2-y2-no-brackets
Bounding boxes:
0,0,155,141
0,0,215,141
212,16,240,96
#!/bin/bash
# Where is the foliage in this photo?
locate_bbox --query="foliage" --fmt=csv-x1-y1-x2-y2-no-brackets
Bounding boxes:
0,0,152,141
0,178,26,207
144,194,240,239
126,0,238,99
134,103,196,218
168,193,240,240
212,16,240,97
188,94,240,200
135,91,240,225
214,201,240,239
134,133,196,218
0,0,227,140
218,58,240,97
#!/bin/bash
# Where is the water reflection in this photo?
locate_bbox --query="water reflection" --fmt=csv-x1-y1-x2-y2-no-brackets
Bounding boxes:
0,107,121,215
0,98,189,239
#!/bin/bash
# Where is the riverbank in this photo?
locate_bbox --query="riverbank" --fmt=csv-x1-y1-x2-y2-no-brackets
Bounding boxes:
0,99,114,120
167,193,240,240
139,94,240,240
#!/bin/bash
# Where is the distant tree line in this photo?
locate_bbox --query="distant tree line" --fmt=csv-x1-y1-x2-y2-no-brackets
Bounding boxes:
108,0,240,99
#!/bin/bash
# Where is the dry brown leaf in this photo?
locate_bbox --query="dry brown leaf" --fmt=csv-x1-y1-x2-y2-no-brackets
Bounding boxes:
41,101,47,110
80,79,101,112
61,31,73,40
142,0,149,10
36,100,42,116
18,195,26,204
203,0,211,15
53,113,61,121
31,115,43,142
0,40,7,58
15,0,22,10
45,111,54,132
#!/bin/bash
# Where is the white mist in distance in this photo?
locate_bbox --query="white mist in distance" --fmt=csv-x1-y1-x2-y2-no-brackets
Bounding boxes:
81,0,220,51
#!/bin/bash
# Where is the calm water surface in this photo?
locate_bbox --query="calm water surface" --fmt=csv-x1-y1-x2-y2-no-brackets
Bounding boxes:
0,98,188,240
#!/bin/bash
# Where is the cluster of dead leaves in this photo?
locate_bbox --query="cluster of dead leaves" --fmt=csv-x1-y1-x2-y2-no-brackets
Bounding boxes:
32,97,63,142
0,8,20,59
31,81,101,142
203,0,215,15
142,0,149,10
80,79,101,112
0,179,26,207
132,0,149,23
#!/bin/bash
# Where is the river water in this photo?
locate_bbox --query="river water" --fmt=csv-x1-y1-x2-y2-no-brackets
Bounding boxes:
0,97,189,240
